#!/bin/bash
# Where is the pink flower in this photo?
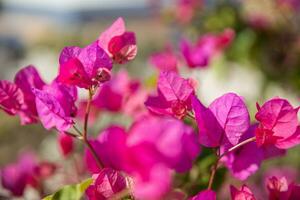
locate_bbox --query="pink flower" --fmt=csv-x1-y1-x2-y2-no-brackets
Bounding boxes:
1,153,36,196
58,41,112,89
149,45,178,72
221,125,285,180
98,17,137,64
0,66,46,124
58,132,74,157
175,0,202,24
33,80,77,132
255,97,300,149
92,70,134,112
145,71,194,119
189,190,216,200
192,93,250,147
127,116,200,173
265,176,300,200
180,29,234,68
230,184,256,200
86,168,127,200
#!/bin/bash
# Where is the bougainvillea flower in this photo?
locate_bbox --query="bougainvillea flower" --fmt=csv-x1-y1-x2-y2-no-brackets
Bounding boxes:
127,116,200,173
221,125,285,180
0,80,24,115
149,45,178,72
14,66,46,124
98,17,137,64
230,185,256,200
192,93,250,147
1,153,37,196
145,71,194,119
92,70,133,112
255,97,300,149
0,66,46,125
33,80,77,131
180,29,234,68
85,125,128,173
266,176,300,200
85,168,127,200
58,41,112,89
58,132,74,157
189,189,216,200
133,164,171,200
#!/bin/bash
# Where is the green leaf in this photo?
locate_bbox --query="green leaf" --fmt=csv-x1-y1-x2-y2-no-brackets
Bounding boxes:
42,178,93,200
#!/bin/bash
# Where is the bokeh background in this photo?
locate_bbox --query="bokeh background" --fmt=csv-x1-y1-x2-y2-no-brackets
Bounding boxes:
0,0,299,199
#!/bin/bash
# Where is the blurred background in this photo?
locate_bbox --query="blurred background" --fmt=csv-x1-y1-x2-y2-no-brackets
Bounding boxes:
0,0,299,199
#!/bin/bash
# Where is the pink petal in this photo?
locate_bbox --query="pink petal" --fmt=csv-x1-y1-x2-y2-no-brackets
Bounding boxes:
59,46,81,65
209,93,250,145
0,80,24,115
33,88,73,131
192,95,224,147
149,45,178,72
58,132,74,157
98,17,126,56
189,190,216,200
158,71,193,102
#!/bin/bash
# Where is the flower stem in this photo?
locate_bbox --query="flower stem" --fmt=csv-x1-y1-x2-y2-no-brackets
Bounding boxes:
81,88,103,169
207,137,256,189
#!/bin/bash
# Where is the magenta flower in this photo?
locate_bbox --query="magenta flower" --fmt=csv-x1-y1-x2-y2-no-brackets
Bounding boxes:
92,70,135,112
58,132,74,157
98,17,137,64
255,97,300,149
149,45,178,72
145,71,194,119
1,153,37,196
221,125,285,180
230,185,256,200
265,176,300,200
192,93,250,147
180,29,234,68
33,80,77,132
86,168,127,200
58,41,112,89
127,116,200,173
189,190,216,200
0,66,46,124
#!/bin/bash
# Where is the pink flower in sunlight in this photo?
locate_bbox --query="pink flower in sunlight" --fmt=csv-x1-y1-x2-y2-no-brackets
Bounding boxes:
98,17,137,64
145,71,194,119
58,41,112,89
0,66,46,125
192,93,250,147
180,29,235,68
58,132,74,157
149,45,178,72
230,185,256,200
189,190,216,200
255,97,300,149
33,80,77,132
86,168,127,200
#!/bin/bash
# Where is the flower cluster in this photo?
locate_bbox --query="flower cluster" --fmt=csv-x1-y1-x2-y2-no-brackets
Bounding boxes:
0,16,299,200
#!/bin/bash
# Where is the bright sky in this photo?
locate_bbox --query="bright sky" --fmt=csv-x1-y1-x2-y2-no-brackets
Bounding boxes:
3,0,149,11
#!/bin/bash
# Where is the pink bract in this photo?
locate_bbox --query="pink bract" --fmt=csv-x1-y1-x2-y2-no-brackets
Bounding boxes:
255,97,300,149
149,45,178,72
192,93,250,147
145,71,194,119
58,132,74,157
230,184,256,200
98,17,137,64
58,41,112,89
189,189,216,200
86,168,127,200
